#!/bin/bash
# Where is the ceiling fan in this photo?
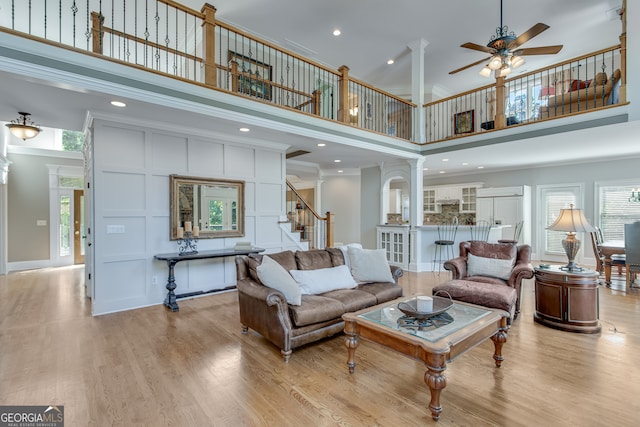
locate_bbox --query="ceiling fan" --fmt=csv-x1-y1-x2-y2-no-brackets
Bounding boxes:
449,0,563,78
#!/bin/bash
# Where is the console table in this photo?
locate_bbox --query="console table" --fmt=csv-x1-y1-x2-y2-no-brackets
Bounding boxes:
534,265,600,333
154,247,264,312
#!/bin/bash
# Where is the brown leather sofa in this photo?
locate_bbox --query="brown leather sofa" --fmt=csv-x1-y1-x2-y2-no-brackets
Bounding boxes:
235,248,403,362
539,68,621,119
435,241,534,323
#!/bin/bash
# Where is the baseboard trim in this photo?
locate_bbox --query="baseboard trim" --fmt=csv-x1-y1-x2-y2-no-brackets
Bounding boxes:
7,259,51,272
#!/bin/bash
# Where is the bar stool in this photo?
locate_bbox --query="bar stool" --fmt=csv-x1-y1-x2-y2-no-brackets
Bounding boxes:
470,220,491,242
498,220,523,244
433,217,458,274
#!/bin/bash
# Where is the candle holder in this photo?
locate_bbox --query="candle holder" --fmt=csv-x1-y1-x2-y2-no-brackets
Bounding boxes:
177,231,198,256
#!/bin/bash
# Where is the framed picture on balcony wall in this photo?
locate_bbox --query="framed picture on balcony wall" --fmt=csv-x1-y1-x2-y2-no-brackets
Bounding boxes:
454,109,474,134
228,51,272,100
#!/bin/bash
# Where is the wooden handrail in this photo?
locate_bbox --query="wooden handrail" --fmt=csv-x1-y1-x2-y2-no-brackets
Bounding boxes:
349,76,417,107
94,19,203,63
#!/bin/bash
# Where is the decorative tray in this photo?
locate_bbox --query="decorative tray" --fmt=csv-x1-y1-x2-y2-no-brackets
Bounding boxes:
397,293,453,320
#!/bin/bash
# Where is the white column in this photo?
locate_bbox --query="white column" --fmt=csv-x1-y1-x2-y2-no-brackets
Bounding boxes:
408,39,429,144
408,157,425,272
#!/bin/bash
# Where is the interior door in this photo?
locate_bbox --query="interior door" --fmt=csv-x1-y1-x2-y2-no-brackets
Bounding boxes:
73,189,85,264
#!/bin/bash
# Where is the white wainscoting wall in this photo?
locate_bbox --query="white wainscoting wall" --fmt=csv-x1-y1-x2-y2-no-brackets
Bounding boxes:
89,116,291,315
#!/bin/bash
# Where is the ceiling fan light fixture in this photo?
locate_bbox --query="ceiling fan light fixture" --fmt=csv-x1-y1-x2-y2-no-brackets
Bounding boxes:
511,55,525,68
479,66,492,77
5,112,41,140
488,55,503,70
497,65,512,77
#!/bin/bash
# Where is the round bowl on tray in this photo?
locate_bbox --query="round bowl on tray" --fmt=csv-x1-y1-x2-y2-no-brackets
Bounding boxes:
397,295,453,320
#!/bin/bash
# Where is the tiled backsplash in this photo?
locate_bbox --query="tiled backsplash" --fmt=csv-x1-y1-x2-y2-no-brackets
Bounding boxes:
424,204,476,225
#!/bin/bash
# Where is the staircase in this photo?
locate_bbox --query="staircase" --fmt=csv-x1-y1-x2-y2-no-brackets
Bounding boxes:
283,180,334,249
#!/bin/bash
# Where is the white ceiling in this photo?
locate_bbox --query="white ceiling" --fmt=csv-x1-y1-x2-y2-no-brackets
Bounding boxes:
1,0,634,180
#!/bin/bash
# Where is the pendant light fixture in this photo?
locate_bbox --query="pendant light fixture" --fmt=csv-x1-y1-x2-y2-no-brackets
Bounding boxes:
5,112,41,140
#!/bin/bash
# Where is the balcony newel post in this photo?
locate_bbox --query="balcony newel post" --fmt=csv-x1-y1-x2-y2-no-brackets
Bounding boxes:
494,75,506,130
338,65,350,123
201,4,217,87
312,90,321,115
90,12,104,54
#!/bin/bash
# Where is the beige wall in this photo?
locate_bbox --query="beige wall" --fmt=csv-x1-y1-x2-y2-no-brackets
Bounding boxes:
7,151,82,263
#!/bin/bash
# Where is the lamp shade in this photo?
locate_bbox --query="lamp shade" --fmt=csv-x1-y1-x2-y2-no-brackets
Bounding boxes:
546,205,596,233
488,56,502,70
479,66,492,78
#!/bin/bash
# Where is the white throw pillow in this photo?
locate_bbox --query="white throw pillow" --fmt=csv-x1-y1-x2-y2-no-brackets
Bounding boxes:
290,265,358,295
338,243,363,269
467,253,515,280
256,255,302,305
347,246,394,284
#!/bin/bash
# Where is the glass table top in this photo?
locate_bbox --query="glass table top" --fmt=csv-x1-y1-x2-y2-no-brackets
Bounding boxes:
358,298,492,343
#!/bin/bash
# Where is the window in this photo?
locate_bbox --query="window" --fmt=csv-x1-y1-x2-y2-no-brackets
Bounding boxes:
597,183,640,240
538,184,583,261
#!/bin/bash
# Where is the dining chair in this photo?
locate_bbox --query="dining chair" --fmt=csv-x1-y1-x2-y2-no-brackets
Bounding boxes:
624,222,640,288
498,220,523,244
591,227,625,281
469,219,491,242
433,217,459,274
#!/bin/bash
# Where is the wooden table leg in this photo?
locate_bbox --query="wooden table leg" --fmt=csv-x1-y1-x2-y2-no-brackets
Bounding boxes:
491,317,509,367
604,257,612,286
344,320,359,374
425,354,447,421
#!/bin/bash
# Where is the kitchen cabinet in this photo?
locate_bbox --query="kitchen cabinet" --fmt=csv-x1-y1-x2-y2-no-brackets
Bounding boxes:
423,188,436,213
460,186,477,213
424,182,482,214
476,185,531,244
435,186,460,202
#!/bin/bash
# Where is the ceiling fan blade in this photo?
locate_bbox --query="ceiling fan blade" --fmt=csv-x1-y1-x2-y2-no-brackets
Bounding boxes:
460,42,495,54
449,57,492,75
516,45,563,56
509,23,550,49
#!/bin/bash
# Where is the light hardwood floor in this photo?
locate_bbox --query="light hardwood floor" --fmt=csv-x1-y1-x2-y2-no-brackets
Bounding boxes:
1,266,639,426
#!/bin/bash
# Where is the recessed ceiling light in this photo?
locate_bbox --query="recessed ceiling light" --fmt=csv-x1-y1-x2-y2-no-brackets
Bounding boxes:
423,168,429,171
477,166,485,169
462,162,469,166
387,59,394,65
333,29,341,36
338,170,343,173
334,159,341,163
317,143,326,147
239,127,250,132
110,101,126,107
442,158,449,162
439,171,445,174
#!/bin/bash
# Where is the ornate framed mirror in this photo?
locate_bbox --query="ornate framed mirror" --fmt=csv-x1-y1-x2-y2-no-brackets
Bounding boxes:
170,175,245,239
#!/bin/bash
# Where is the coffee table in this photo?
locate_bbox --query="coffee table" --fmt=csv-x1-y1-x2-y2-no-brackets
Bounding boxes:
342,297,509,421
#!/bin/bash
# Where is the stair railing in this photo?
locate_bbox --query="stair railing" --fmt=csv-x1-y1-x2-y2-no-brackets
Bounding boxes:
286,180,333,249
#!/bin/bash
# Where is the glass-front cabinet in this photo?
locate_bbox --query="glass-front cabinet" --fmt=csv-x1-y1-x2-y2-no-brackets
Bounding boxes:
460,186,477,213
423,188,437,213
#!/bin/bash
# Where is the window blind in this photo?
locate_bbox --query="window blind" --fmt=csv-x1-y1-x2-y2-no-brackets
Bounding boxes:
599,185,640,240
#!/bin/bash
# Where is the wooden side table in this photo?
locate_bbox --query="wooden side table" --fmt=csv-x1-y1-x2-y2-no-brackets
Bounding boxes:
534,265,600,334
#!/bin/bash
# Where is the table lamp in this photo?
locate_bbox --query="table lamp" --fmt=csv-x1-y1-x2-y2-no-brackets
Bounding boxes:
546,204,596,271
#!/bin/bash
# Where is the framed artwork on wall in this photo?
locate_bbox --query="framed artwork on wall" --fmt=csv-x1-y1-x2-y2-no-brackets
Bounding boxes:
454,110,475,134
229,51,273,100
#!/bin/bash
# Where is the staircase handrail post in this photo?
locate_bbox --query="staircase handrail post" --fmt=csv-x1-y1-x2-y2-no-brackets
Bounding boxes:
325,211,334,248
